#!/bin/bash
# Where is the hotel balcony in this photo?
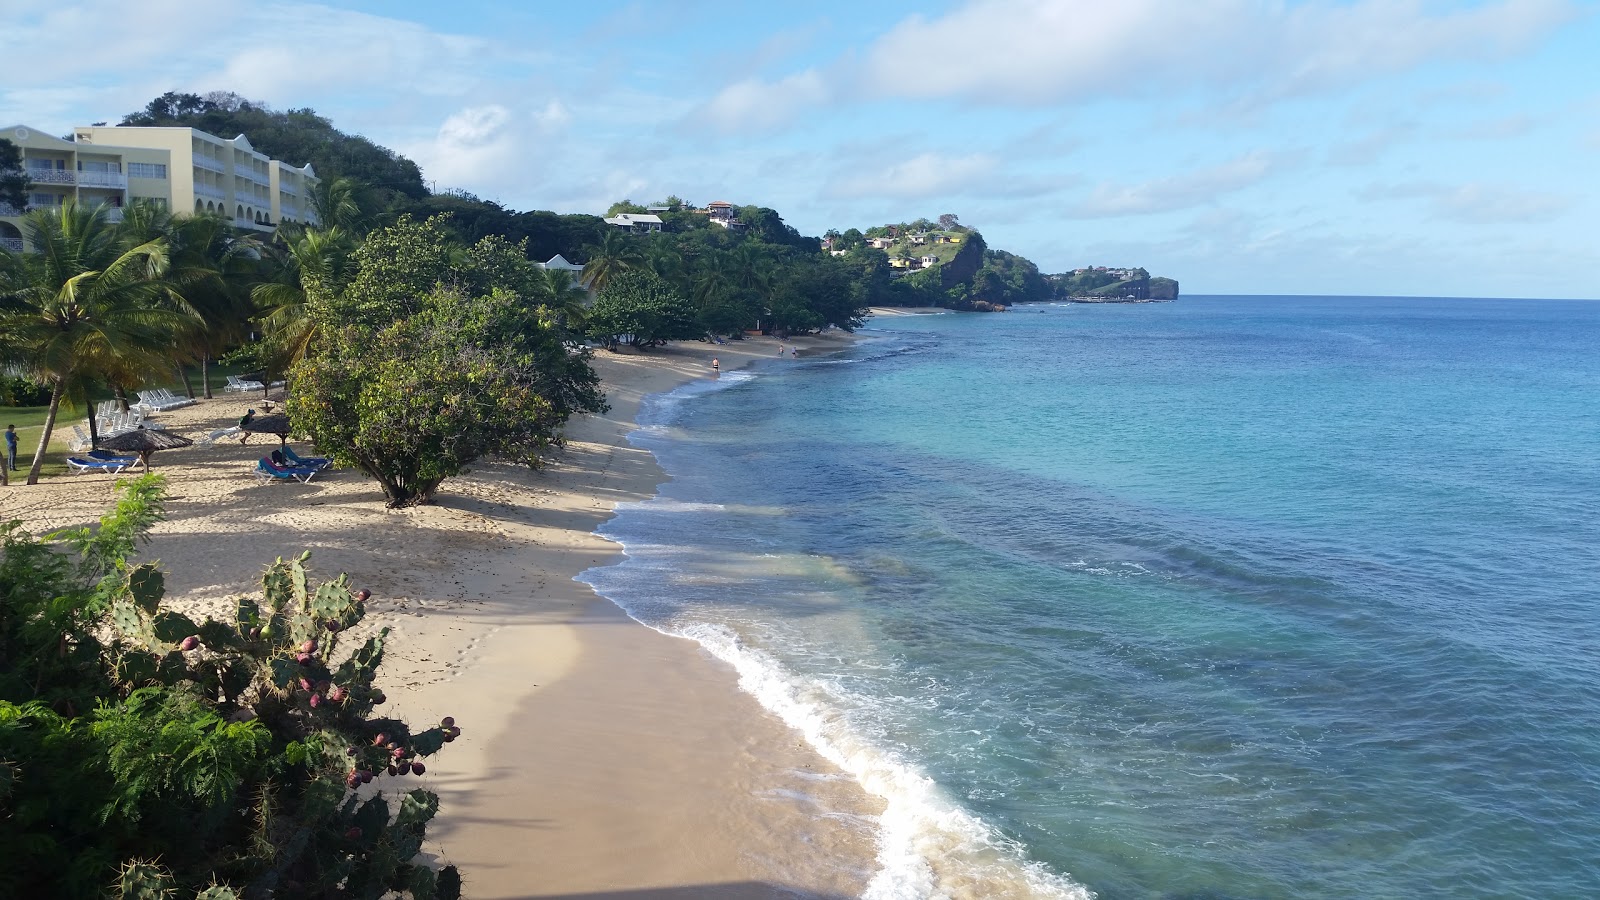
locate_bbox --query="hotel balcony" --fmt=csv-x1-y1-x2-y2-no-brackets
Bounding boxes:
27,169,75,185
234,164,270,183
0,202,23,216
234,217,274,232
195,183,226,201
77,170,128,188
194,156,226,174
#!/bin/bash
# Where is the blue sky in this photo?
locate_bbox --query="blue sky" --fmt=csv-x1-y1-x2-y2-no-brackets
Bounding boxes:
4,0,1597,297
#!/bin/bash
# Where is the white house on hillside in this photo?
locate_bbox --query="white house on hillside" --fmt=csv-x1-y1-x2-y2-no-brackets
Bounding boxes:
603,213,662,233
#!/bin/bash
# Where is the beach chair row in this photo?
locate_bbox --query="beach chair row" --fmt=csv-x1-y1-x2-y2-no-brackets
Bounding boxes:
135,388,196,412
226,375,286,393
97,409,164,437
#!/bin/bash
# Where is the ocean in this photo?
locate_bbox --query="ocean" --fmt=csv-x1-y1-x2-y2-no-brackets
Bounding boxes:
578,296,1600,899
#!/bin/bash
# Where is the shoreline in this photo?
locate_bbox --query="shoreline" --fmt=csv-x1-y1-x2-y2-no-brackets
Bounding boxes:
0,331,882,898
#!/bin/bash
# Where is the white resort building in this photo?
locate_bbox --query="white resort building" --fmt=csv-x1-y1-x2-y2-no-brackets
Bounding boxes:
1,122,319,252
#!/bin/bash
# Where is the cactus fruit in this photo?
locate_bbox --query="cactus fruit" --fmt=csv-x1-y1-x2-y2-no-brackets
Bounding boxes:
373,733,389,746
346,827,363,841
411,762,425,776
440,716,454,728
356,588,371,601
309,693,323,708
326,620,340,632
180,635,200,651
371,690,386,705
301,639,317,654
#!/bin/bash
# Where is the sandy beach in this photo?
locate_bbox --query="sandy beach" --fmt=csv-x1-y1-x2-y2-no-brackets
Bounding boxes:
0,331,882,899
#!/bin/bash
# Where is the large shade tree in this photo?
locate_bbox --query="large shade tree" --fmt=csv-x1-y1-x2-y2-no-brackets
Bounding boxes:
290,216,607,507
0,203,195,483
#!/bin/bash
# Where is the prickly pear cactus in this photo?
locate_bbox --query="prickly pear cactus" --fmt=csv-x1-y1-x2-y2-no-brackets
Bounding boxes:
193,886,241,900
115,860,175,899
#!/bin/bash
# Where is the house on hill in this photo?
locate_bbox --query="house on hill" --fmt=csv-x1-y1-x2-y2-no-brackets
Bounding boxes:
603,212,662,233
704,200,745,229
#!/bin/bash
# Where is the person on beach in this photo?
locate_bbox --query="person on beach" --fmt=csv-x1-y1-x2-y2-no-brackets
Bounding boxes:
4,424,16,471
711,357,720,376
791,346,798,358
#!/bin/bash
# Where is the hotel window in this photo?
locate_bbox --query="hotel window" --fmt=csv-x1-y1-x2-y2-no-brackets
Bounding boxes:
78,160,121,173
128,162,168,179
133,197,168,211
26,158,64,171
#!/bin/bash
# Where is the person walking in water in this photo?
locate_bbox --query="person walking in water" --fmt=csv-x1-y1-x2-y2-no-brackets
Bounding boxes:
711,357,720,376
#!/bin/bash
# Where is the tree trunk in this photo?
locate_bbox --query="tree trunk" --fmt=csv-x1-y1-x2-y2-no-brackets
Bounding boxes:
114,384,130,413
201,355,214,400
87,407,99,449
26,378,64,485
178,364,197,400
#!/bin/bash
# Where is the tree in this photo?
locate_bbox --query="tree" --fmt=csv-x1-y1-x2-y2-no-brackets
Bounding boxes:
938,213,960,230
0,138,27,211
289,218,606,507
0,203,194,484
252,225,358,371
0,477,465,898
580,228,643,292
585,271,701,350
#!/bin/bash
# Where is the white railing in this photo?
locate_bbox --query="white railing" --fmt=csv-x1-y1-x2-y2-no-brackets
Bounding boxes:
279,203,299,219
1,237,22,252
195,183,225,200
0,203,22,216
28,169,75,185
234,164,269,183
234,217,273,231
77,170,127,188
194,156,225,174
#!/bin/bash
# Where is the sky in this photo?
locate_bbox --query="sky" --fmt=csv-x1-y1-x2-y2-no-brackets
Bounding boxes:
3,0,1597,298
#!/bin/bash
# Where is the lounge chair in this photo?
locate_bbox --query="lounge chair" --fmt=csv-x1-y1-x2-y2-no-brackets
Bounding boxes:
282,446,332,471
66,455,133,475
86,449,139,464
197,426,242,446
70,425,94,452
254,457,318,484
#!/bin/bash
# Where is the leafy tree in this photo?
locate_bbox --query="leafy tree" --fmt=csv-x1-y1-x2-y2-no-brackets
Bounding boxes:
0,138,27,211
938,213,960,230
0,203,195,483
0,477,465,898
585,271,701,350
289,217,606,506
605,199,648,216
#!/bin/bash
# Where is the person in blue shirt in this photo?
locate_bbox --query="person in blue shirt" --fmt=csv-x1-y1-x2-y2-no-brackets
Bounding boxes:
4,424,17,471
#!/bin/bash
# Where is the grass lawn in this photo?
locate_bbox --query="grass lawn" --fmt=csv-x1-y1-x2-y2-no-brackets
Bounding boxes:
2,362,262,480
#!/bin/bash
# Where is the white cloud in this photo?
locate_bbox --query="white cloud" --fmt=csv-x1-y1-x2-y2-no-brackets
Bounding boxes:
407,105,518,190
693,69,831,133
1327,126,1414,167
824,153,998,200
1071,151,1283,218
1366,181,1575,224
689,0,1582,131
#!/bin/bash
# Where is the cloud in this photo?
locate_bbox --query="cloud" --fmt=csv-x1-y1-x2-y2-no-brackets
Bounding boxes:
1327,126,1414,166
1364,181,1575,224
407,105,518,190
1070,151,1284,218
824,152,999,200
1447,114,1537,140
692,69,831,133
689,0,1583,131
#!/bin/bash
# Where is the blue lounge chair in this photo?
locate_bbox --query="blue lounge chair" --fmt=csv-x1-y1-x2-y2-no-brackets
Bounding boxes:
66,455,133,475
86,449,139,464
282,446,332,471
254,457,319,484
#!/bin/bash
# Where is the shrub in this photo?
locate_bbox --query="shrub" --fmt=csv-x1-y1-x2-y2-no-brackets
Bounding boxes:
0,476,463,898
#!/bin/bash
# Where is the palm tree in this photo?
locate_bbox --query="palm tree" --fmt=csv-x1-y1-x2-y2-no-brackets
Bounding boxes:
581,229,643,292
308,177,373,234
532,267,589,332
251,226,357,370
0,203,194,484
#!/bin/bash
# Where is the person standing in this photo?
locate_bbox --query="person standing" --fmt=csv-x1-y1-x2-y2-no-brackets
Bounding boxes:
711,357,720,376
4,424,16,472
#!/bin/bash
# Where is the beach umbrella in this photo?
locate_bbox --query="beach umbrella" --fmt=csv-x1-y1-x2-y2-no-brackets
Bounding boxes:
97,427,195,474
240,413,292,445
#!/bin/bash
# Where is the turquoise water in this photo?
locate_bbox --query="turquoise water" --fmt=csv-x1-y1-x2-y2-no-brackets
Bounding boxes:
580,296,1600,899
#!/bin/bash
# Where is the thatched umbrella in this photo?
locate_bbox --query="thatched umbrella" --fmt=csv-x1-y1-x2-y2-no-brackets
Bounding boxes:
98,427,195,474
240,413,292,445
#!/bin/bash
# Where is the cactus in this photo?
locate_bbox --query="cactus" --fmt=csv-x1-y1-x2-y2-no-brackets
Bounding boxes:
437,864,463,900
115,860,175,899
194,885,241,900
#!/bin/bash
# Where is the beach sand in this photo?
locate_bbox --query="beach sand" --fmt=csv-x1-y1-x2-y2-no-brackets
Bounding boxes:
0,332,883,899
